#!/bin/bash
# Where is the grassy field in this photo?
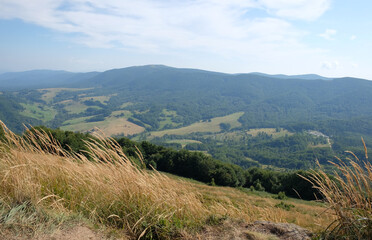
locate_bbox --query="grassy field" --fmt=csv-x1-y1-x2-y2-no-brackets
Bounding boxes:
61,115,145,136
80,95,113,104
62,116,94,126
20,103,57,122
39,88,91,103
63,100,101,114
246,128,293,138
110,110,133,118
120,102,134,109
166,139,202,148
158,109,182,130
150,112,244,138
0,125,334,239
202,131,247,141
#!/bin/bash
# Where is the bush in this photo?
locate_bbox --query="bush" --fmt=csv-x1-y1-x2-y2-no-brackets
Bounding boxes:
274,201,294,211
275,191,287,200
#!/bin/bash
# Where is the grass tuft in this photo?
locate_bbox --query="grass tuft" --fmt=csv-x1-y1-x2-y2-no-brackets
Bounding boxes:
302,138,372,239
0,120,206,239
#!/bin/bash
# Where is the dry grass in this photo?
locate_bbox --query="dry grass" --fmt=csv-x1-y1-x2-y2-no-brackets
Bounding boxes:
303,138,372,239
0,121,333,239
0,121,203,239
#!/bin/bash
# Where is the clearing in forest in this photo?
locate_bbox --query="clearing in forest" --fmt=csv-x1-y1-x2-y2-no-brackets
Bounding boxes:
150,112,244,138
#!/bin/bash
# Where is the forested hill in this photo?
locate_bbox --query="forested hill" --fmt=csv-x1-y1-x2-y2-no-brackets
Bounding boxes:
71,65,372,126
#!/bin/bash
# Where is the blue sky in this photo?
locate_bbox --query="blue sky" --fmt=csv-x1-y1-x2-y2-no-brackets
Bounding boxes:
0,0,371,79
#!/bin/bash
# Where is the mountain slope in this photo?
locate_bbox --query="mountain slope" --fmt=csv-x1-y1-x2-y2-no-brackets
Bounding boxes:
0,93,40,132
69,65,372,127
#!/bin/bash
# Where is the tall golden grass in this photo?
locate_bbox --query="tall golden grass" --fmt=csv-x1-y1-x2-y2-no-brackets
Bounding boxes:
0,121,207,239
303,139,372,239
0,121,333,239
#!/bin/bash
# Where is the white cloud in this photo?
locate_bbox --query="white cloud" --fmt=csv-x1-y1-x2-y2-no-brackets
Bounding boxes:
0,0,336,75
258,0,331,21
319,29,337,40
350,35,357,40
0,0,309,52
321,60,339,70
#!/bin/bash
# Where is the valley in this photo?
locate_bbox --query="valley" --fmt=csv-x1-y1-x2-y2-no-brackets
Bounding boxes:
1,65,371,171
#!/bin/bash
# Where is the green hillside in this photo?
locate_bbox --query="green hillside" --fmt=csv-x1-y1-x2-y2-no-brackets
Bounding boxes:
1,65,372,170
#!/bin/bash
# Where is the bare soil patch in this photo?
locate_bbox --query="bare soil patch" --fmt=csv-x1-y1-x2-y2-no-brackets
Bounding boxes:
0,224,128,240
197,219,312,240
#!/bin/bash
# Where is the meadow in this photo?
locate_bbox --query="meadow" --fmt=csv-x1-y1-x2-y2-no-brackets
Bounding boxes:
61,115,145,136
149,112,244,138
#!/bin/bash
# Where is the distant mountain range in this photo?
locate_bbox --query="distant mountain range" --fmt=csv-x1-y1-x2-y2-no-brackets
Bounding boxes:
249,72,333,81
0,65,336,91
0,70,99,90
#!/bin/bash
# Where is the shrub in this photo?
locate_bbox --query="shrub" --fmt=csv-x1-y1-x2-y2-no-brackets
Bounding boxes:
274,201,294,211
275,191,287,200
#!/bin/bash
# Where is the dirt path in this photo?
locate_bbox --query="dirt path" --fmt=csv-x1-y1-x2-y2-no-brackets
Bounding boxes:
45,226,107,240
196,219,312,240
0,225,128,240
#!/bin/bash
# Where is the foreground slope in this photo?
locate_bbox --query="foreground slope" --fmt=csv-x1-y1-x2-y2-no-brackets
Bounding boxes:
0,122,332,239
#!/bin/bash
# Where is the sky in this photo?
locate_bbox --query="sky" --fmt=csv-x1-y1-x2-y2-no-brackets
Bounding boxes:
0,0,371,79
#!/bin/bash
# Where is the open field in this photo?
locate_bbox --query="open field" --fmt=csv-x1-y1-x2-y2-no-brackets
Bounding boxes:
150,112,244,138
80,95,115,104
63,100,101,114
38,88,91,103
20,103,57,122
62,116,94,126
110,110,133,118
61,116,145,136
246,128,293,138
120,102,134,109
202,131,248,141
166,139,202,147
158,109,182,129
